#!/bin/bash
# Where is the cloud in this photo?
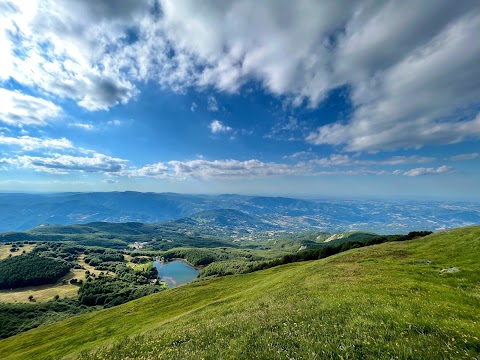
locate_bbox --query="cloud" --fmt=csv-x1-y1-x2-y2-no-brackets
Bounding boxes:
309,154,435,167
159,1,480,150
0,134,73,150
372,156,436,166
3,0,480,151
167,159,303,178
69,119,127,131
209,120,232,134
1,1,141,111
283,151,315,160
166,158,398,179
102,178,119,184
207,96,219,112
447,153,479,161
106,119,123,126
68,123,95,131
10,153,127,174
0,89,62,126
311,154,352,166
77,78,138,111
1,149,414,179
127,162,169,178
404,165,453,177
306,10,480,151
265,116,302,141
122,159,309,179
190,102,197,112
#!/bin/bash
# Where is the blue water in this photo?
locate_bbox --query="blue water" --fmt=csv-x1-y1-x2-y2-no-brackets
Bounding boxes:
153,260,199,288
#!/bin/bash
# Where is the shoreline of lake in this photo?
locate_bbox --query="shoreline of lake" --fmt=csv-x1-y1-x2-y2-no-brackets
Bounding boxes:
153,259,200,288
157,257,204,271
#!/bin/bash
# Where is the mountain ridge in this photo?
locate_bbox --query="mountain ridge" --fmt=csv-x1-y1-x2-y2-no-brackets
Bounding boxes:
0,192,478,233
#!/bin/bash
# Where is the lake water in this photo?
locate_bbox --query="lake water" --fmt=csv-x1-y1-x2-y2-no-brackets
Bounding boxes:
153,260,199,288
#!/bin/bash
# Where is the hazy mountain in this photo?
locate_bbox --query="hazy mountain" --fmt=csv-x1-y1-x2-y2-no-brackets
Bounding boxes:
167,209,279,235
0,192,478,233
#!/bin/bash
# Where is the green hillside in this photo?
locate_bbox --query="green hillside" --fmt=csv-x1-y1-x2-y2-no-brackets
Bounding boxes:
0,227,479,359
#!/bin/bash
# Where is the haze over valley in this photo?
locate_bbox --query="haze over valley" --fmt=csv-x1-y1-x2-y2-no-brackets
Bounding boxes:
0,192,478,235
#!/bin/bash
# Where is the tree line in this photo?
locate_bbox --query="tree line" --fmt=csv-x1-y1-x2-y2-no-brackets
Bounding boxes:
0,299,92,339
0,254,71,289
79,263,162,308
247,231,433,273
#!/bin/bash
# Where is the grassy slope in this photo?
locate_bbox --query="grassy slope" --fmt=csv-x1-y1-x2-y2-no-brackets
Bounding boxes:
0,227,479,359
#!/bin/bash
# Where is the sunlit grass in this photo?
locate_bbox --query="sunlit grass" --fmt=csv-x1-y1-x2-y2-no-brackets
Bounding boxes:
0,254,104,303
1,227,479,359
0,244,35,260
126,261,153,272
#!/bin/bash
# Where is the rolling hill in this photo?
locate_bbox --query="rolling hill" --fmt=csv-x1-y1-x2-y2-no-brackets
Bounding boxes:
0,192,478,233
0,226,478,359
167,208,279,233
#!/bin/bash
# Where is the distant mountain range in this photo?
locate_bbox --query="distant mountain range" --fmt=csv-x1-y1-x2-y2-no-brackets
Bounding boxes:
168,209,279,234
0,191,479,233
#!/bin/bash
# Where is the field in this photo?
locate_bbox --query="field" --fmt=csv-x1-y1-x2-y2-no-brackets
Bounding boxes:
0,244,34,260
0,271,79,303
0,226,478,359
127,261,153,271
0,254,104,303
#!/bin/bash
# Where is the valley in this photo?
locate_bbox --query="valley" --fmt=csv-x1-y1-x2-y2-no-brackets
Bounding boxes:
0,209,424,341
0,192,478,234
0,192,478,358
0,226,478,359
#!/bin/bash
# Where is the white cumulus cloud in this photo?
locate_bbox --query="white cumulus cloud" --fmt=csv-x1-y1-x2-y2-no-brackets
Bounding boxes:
127,163,169,178
10,153,127,174
0,89,62,126
2,0,479,151
167,159,303,179
209,120,232,134
0,134,73,150
68,123,95,131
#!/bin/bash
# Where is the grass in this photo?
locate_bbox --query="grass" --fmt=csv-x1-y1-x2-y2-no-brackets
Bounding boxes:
0,226,479,359
0,269,82,303
127,261,153,272
0,254,104,303
76,255,104,278
0,245,34,260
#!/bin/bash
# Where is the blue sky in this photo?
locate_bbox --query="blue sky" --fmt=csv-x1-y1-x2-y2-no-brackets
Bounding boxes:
0,0,479,200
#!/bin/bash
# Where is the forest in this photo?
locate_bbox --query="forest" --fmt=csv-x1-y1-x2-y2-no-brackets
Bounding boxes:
0,254,71,289
0,299,92,339
79,263,162,307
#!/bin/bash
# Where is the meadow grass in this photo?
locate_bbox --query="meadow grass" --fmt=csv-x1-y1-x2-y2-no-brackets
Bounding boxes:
0,270,81,303
127,261,153,272
0,254,103,303
0,245,34,260
0,226,479,359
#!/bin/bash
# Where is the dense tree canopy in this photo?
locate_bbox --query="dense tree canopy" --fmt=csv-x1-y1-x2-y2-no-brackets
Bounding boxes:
0,254,71,289
0,299,91,339
79,263,161,308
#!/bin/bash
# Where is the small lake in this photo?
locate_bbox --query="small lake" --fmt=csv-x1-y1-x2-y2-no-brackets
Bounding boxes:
153,260,199,288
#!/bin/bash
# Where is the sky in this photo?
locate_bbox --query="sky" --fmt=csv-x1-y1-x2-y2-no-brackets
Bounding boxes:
0,0,479,200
